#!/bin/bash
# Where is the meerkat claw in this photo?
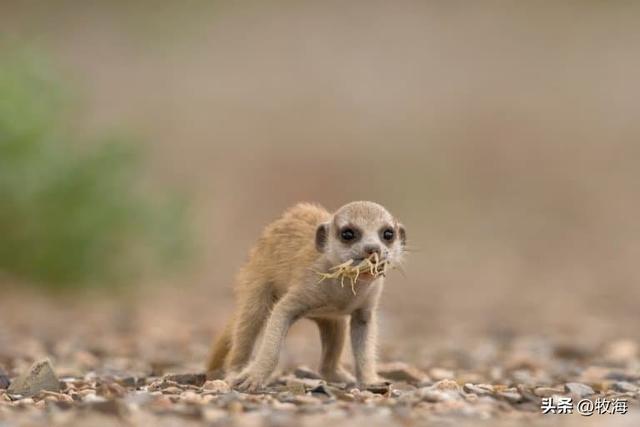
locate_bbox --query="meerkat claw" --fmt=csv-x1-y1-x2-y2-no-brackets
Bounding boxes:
232,370,265,393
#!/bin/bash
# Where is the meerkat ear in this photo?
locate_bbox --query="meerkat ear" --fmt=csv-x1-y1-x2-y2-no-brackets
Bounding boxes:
315,223,329,252
398,223,407,246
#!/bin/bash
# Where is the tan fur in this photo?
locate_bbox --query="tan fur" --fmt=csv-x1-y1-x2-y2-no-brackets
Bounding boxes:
206,201,406,391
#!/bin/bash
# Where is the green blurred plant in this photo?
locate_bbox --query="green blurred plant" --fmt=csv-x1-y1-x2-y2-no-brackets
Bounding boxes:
0,48,190,290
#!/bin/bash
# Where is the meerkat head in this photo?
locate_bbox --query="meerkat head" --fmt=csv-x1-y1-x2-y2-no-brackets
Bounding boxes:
315,201,406,267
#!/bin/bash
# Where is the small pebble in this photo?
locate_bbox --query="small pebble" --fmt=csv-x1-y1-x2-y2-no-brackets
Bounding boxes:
497,390,522,403
534,386,565,397
564,382,594,398
163,373,207,387
611,381,638,393
419,388,461,402
285,379,306,395
293,367,323,380
463,383,493,396
429,368,455,381
0,368,10,390
203,380,230,394
432,379,460,392
7,360,59,397
378,362,429,384
162,386,183,395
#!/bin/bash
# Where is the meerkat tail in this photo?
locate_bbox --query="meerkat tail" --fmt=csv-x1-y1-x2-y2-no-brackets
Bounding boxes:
206,320,234,372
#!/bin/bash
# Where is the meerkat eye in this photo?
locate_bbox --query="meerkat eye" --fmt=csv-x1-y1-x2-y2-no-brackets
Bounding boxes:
341,228,356,241
382,228,395,242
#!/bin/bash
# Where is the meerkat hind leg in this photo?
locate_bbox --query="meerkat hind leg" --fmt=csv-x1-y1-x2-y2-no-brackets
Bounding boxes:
314,317,355,383
226,285,275,373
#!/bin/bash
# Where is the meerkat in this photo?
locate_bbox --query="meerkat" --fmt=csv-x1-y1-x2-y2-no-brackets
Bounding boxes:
206,201,406,392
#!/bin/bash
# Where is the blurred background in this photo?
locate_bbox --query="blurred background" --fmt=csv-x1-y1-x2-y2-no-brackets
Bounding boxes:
1,1,640,374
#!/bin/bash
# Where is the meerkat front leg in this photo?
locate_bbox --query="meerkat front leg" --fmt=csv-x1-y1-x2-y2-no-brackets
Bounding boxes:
314,317,355,383
232,292,311,392
350,285,383,386
350,307,380,385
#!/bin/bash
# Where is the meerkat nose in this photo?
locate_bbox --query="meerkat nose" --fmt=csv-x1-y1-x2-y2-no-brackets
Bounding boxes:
363,244,381,256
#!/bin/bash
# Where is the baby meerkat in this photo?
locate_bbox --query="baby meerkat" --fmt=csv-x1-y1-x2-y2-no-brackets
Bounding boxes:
206,201,406,392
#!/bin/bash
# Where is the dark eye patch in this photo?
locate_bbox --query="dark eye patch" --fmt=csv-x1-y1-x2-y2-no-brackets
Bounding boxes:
380,226,395,243
338,225,360,243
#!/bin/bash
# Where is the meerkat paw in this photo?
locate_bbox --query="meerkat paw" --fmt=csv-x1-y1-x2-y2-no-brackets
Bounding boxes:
321,368,355,384
230,368,268,393
358,375,387,389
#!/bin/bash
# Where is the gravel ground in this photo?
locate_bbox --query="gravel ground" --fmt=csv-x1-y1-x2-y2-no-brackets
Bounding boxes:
1,291,639,426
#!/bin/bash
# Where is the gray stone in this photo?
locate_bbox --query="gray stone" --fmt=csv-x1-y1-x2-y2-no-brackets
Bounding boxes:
390,382,417,393
293,367,323,380
516,384,541,402
463,383,493,396
378,362,428,384
497,390,523,403
605,371,639,382
164,373,207,387
534,386,565,397
216,390,242,407
287,376,323,389
309,383,335,400
0,367,9,390
325,386,355,401
202,379,231,394
419,388,461,402
290,394,323,405
366,382,390,395
7,359,60,397
564,382,594,398
419,380,463,402
611,381,638,393
431,379,460,392
429,368,455,381
148,379,180,391
115,376,140,388
161,386,182,395
285,379,306,395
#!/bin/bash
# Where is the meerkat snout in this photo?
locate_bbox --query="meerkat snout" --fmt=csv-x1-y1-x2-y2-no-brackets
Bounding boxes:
363,244,381,256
